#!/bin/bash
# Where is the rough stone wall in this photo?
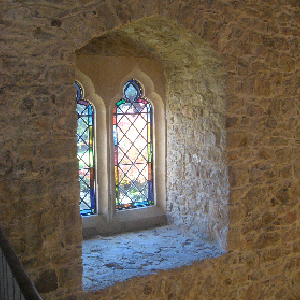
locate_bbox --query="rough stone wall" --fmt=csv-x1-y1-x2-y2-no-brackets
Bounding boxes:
161,26,228,246
1,0,300,299
0,1,83,299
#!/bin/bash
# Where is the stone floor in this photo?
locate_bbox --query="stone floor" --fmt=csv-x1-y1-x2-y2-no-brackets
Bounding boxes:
82,225,225,291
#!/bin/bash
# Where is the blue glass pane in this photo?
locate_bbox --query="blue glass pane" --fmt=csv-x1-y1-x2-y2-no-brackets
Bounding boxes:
124,83,138,101
75,81,83,101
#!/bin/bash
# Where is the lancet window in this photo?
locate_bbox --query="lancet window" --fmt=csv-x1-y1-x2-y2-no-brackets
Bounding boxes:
75,81,96,216
113,79,153,209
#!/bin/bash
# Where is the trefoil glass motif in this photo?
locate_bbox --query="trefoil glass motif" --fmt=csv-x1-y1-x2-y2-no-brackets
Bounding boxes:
113,79,153,209
75,81,96,216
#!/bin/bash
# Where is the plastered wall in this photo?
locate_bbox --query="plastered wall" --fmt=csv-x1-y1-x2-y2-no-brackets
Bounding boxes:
1,0,300,299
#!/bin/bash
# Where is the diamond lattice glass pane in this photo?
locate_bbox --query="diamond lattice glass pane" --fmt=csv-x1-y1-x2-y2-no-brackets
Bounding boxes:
114,79,153,209
76,81,96,216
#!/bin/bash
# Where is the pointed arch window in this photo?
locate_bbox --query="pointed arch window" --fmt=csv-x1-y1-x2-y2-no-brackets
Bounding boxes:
75,81,96,216
113,79,154,210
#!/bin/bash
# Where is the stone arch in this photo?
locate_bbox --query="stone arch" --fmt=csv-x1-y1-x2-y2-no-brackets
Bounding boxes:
75,16,229,249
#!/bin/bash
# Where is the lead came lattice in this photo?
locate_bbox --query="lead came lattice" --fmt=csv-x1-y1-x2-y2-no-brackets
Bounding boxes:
113,79,153,209
75,81,96,216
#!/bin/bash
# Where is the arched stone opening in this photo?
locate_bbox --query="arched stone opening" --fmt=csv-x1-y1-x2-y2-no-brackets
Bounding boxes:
2,1,300,299
75,16,228,250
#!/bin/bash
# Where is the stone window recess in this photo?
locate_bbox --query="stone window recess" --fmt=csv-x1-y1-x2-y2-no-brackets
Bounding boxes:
75,18,228,249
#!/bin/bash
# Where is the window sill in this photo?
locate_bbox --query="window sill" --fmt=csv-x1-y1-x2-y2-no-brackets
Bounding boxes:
82,206,167,239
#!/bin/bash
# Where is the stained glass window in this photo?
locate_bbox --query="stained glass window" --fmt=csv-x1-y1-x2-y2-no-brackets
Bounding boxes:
75,81,96,216
113,79,153,209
